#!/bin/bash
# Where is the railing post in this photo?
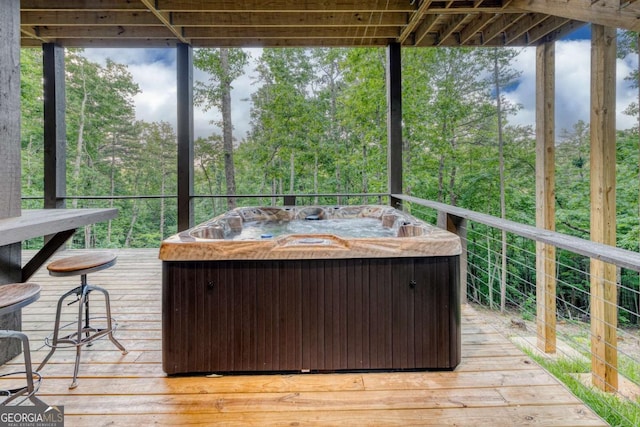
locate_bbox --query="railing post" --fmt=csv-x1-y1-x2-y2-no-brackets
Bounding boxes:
535,41,557,354
590,24,618,392
177,43,194,231
43,43,67,211
438,212,467,304
0,0,22,364
387,43,402,210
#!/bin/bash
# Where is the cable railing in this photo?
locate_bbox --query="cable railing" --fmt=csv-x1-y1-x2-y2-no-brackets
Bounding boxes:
20,192,640,424
396,194,640,427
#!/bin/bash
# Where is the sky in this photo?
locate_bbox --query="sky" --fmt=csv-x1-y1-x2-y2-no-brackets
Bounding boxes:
83,27,639,142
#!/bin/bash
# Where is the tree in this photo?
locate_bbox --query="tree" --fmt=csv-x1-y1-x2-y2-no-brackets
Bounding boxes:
63,51,139,247
247,48,317,198
487,47,522,312
20,48,44,200
194,48,249,210
337,48,388,199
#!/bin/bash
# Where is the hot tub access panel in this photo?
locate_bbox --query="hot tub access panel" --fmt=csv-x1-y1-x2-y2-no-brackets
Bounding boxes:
162,255,460,375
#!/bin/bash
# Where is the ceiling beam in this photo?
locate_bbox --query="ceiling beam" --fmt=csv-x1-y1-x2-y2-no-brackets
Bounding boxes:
413,14,440,46
621,0,639,7
398,0,433,44
537,19,587,44
21,0,414,11
436,13,468,45
509,0,640,31
20,27,49,43
21,0,147,11
21,11,168,26
504,13,549,44
21,10,410,27
526,15,571,44
459,12,497,44
172,12,409,27
184,26,400,39
156,0,415,12
34,25,176,39
140,0,188,43
481,14,517,45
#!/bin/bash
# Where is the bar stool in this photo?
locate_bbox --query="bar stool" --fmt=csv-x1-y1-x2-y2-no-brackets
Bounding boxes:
37,252,127,389
0,282,46,406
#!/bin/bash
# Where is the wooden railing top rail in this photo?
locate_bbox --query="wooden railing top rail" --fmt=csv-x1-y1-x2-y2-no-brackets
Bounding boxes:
394,194,640,273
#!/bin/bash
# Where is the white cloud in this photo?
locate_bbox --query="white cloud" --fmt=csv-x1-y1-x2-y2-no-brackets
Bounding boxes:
83,48,259,140
83,44,639,143
505,40,638,134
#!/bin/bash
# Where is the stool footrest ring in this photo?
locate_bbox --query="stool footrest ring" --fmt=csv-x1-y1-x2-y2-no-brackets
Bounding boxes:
0,371,45,406
42,317,119,349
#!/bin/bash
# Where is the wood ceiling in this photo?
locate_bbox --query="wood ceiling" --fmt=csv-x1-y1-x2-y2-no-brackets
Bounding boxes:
19,0,640,48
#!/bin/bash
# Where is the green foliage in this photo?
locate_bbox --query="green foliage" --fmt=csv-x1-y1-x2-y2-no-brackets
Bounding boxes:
17,46,640,327
21,48,44,198
521,348,640,427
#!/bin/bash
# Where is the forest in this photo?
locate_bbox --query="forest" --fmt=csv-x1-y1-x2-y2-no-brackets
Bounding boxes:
18,41,640,325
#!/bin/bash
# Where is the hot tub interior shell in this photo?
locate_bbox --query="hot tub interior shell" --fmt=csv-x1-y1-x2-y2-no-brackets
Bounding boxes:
160,205,461,375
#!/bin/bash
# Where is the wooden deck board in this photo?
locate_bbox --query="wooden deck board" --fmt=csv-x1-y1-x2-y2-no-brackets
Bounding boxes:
0,248,607,426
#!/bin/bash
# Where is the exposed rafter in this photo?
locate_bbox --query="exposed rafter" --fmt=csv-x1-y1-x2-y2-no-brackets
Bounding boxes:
511,0,640,31
436,14,468,45
414,14,440,46
459,13,497,44
17,0,638,48
397,0,433,44
20,27,48,43
504,13,549,44
139,0,188,43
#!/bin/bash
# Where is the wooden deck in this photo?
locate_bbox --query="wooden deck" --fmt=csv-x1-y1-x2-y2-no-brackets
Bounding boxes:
2,249,607,426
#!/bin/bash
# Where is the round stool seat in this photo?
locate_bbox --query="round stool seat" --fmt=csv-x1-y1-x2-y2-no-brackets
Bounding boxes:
47,252,116,277
0,283,41,313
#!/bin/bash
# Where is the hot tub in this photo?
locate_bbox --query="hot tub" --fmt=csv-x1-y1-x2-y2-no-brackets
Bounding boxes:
159,205,462,375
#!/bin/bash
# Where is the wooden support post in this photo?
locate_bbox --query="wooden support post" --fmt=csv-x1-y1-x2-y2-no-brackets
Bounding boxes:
0,0,22,364
43,43,67,210
177,43,194,231
535,41,557,354
438,212,468,304
590,24,618,392
387,43,403,209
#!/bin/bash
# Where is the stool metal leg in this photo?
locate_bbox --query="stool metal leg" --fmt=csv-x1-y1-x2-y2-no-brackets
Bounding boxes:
1,330,46,406
38,274,127,389
92,284,127,354
36,285,77,372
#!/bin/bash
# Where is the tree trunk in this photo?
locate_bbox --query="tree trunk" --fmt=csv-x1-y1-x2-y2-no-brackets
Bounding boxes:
26,135,33,189
314,153,319,205
107,133,117,245
160,166,166,239
494,49,508,313
438,155,445,203
487,232,494,310
220,48,237,210
72,64,89,209
290,151,295,193
637,34,640,315
84,224,92,248
200,158,215,215
271,178,277,206
125,198,139,248
362,144,368,194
